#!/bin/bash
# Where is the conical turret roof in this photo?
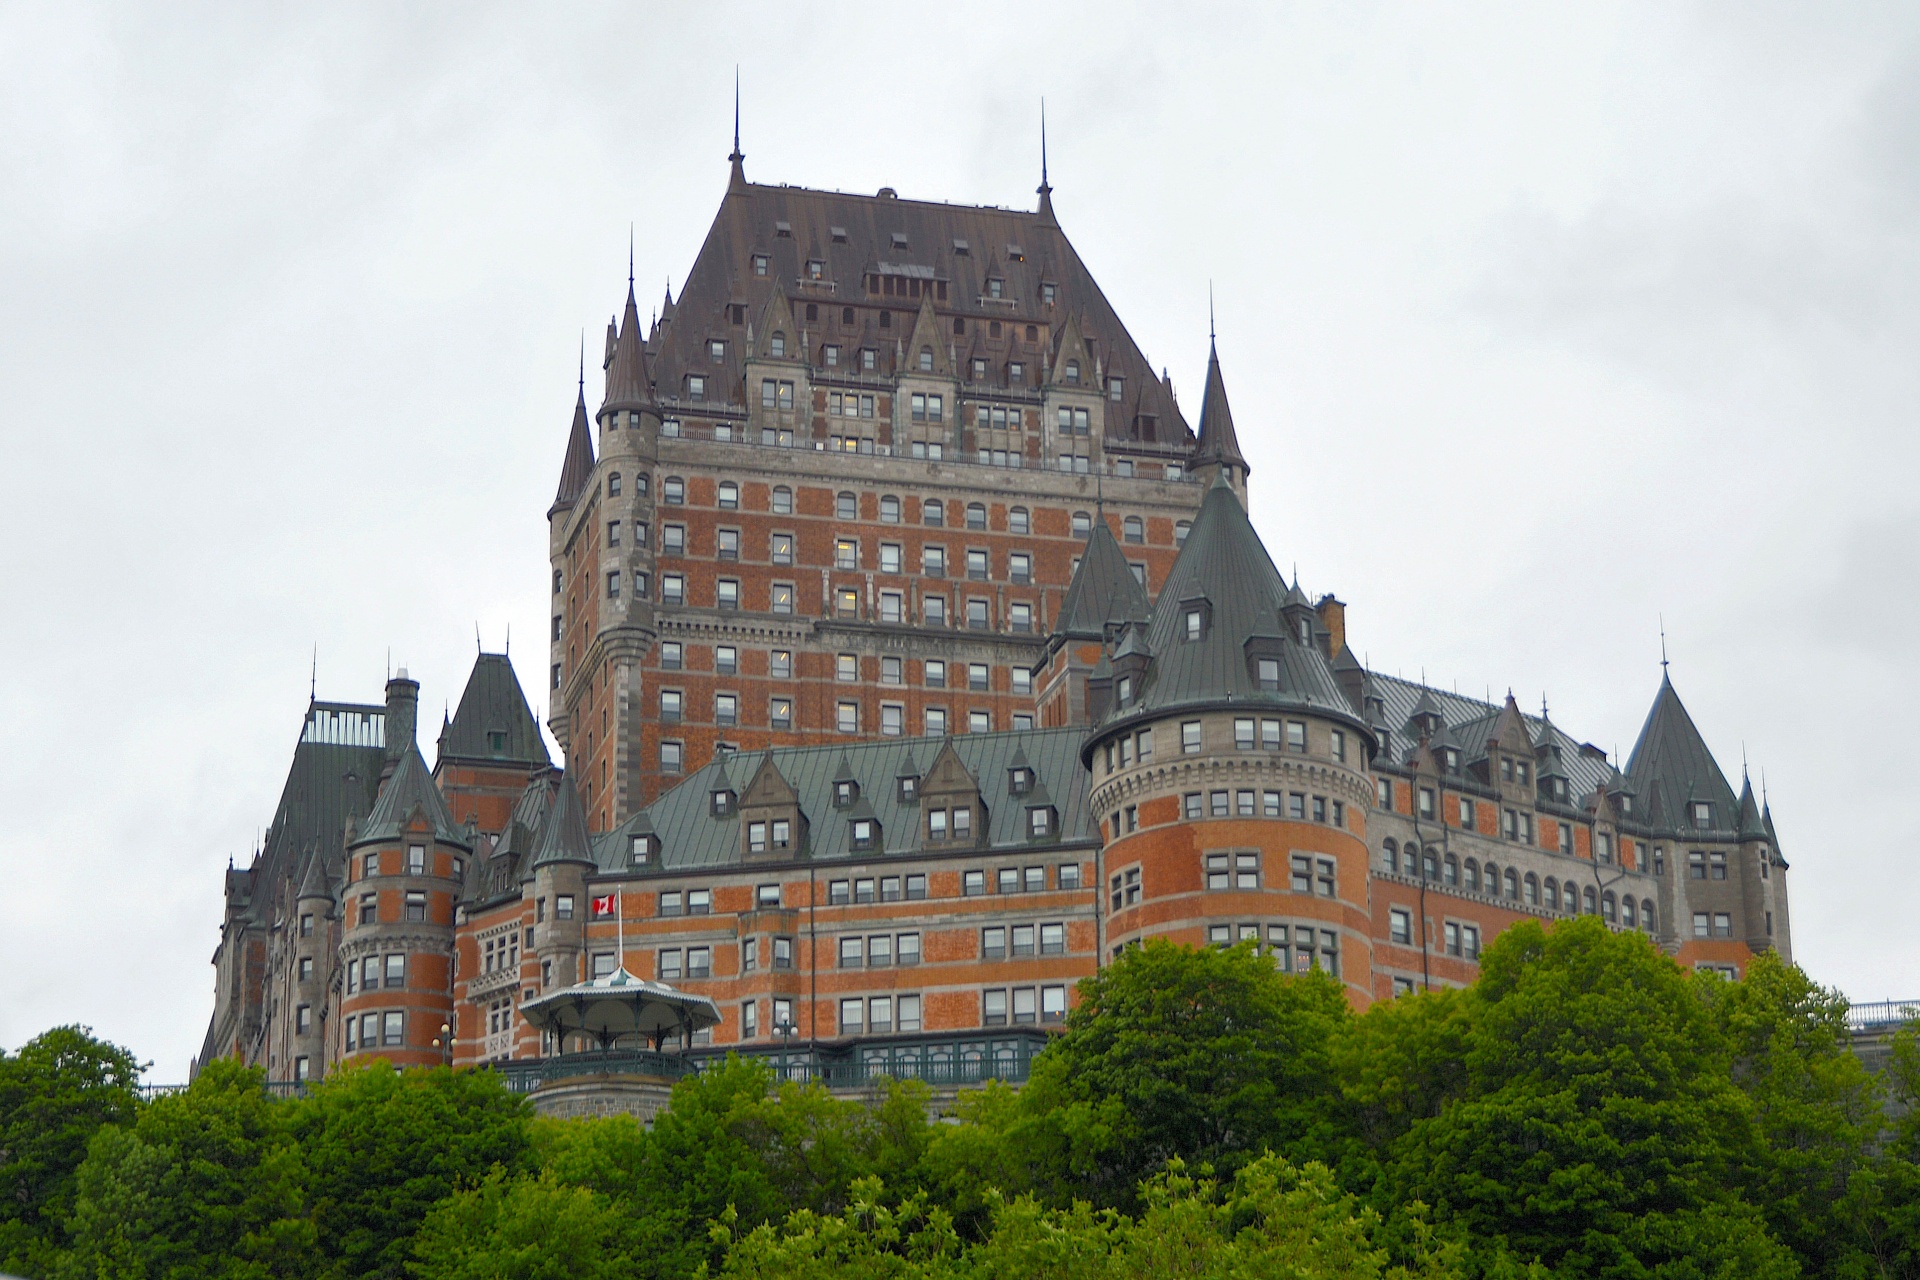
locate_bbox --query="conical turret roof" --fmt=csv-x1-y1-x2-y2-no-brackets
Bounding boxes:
295,846,333,902
356,746,467,847
1626,675,1738,833
443,653,551,766
601,283,653,417
532,769,594,868
1054,515,1150,638
1100,476,1361,734
1193,339,1248,476
550,383,596,515
1737,774,1766,839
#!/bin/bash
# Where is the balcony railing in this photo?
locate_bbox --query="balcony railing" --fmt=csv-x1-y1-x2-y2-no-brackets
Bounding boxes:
489,1049,701,1094
1849,1000,1920,1031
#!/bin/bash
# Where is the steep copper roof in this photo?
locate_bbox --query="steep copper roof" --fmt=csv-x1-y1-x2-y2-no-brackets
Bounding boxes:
630,174,1193,449
356,745,468,848
440,653,551,767
532,768,594,867
1053,515,1150,638
600,283,653,417
550,385,596,515
1625,675,1739,834
1194,339,1247,474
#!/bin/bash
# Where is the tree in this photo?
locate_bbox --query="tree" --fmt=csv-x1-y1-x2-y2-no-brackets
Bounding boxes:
1385,917,1799,1277
408,1169,639,1280
0,1025,144,1277
287,1064,531,1280
1003,939,1351,1209
61,1058,312,1280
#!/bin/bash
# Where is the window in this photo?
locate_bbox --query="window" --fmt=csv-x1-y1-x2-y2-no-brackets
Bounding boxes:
837,491,858,520
382,1011,404,1047
1692,801,1714,829
769,582,794,615
716,578,740,609
1710,852,1728,880
715,693,737,726
660,741,683,773
403,890,426,922
983,989,1008,1026
1688,851,1707,880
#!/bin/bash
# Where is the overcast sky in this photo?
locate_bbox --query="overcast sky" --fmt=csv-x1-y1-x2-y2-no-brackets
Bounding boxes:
3,3,1916,1080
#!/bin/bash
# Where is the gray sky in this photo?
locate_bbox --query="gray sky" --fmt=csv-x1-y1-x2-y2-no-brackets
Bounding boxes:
4,3,1916,1081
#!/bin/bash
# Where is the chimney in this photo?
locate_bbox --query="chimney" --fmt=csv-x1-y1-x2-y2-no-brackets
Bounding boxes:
384,668,419,769
1316,596,1347,657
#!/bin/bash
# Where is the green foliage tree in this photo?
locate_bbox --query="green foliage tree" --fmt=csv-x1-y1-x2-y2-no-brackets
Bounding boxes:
287,1063,531,1280
408,1169,639,1280
61,1059,311,1280
1003,939,1351,1209
1385,917,1799,1277
0,1025,144,1278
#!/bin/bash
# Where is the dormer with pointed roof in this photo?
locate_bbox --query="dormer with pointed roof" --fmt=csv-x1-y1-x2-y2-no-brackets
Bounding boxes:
920,740,986,850
1036,514,1152,728
740,754,807,860
904,294,951,376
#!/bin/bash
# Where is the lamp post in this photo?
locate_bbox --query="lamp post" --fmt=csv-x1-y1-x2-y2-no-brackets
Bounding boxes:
774,1021,797,1084
431,1022,454,1065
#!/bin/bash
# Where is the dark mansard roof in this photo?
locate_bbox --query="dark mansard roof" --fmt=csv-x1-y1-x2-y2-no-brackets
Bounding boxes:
594,727,1094,875
620,172,1195,451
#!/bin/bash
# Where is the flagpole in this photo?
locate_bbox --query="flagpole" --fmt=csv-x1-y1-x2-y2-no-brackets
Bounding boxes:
616,890,624,972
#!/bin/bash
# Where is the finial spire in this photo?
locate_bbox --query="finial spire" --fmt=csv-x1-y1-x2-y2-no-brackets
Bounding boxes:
1039,98,1050,193
1659,615,1669,672
578,330,585,394
732,67,742,159
628,224,635,290
1209,281,1216,346
310,645,317,701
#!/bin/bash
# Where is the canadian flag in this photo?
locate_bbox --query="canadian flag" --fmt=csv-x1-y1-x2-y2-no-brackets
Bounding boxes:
592,894,617,917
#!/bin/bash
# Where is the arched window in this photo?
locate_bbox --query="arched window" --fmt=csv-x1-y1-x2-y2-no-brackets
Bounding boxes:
607,472,622,497
1544,879,1559,911
1602,891,1618,922
1423,848,1439,881
1175,520,1192,546
918,346,934,372
1524,872,1540,905
1643,899,1657,931
1503,868,1518,899
662,476,683,504
1444,855,1459,887
770,331,787,358
837,491,857,520
1009,506,1030,534
1382,839,1399,874
1464,859,1480,892
1583,885,1597,915
924,499,944,526
879,495,900,523
717,481,738,510
771,485,792,514
637,473,650,497
1071,510,1092,537
1483,862,1498,894
966,503,987,530
1622,897,1637,928
1123,516,1144,544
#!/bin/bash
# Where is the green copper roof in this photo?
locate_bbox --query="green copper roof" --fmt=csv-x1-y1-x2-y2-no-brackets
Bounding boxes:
356,745,468,848
1625,675,1738,834
1193,339,1248,474
440,653,551,767
1100,477,1361,735
532,769,595,868
1053,516,1150,638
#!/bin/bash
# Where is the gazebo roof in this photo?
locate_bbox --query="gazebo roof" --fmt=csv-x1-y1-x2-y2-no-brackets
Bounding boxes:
519,969,721,1045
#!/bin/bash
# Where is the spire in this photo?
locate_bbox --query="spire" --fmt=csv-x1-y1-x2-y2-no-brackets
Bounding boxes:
1036,99,1056,224
727,68,748,193
1737,772,1765,839
550,377,596,516
1626,672,1739,834
356,746,468,848
1193,325,1249,480
532,768,595,868
600,275,653,418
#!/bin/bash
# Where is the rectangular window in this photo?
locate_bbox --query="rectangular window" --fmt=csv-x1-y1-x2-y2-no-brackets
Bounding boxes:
963,869,986,896
1181,721,1203,753
382,1011,404,1047
1287,721,1308,752
404,890,426,922
998,866,1019,893
1390,908,1412,945
983,989,1008,1026
1235,718,1256,750
687,889,711,915
1012,987,1038,1024
407,844,426,874
837,701,859,733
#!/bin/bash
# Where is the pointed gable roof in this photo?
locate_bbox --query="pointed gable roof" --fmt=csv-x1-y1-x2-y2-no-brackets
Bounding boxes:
601,283,653,417
1053,515,1150,639
357,745,467,848
1111,476,1360,731
441,653,551,767
1626,675,1738,833
551,385,596,516
295,847,334,903
905,294,950,375
532,769,595,867
1193,338,1248,475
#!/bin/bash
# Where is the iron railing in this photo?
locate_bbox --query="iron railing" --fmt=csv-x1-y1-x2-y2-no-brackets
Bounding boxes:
1849,1000,1920,1031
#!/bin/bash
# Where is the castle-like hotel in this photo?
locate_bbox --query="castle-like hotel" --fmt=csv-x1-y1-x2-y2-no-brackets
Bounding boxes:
200,141,1791,1089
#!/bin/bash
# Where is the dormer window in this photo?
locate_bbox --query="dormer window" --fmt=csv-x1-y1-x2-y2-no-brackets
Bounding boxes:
1295,617,1312,645
1008,362,1024,382
1182,600,1212,642
1027,806,1057,838
891,232,909,249
708,339,726,362
769,332,787,358
1116,675,1133,705
1041,282,1056,304
1108,377,1125,401
629,835,654,865
987,277,1004,299
830,225,848,243
1445,748,1461,772
1256,658,1280,691
850,819,878,851
952,238,970,255
774,221,792,238
1692,801,1713,829
919,347,934,371
710,789,735,817
686,375,706,400
834,780,858,809
1009,766,1033,796
487,730,507,753
806,259,824,279
971,358,988,380
898,775,919,803
752,254,769,276
1006,243,1024,262
1065,359,1080,384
